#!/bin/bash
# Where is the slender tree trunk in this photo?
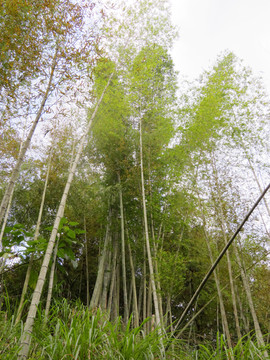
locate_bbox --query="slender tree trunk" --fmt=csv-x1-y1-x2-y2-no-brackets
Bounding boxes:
100,248,111,312
209,154,267,356
0,186,15,307
127,241,139,328
111,262,120,321
128,281,132,316
139,116,162,332
44,236,59,323
164,294,170,329
204,231,233,348
84,217,90,307
0,186,15,274
18,71,114,360
235,282,250,336
147,277,152,334
209,157,242,342
234,244,267,353
0,48,58,225
90,214,111,310
118,173,129,325
143,251,147,333
107,239,118,319
241,140,270,219
148,161,164,323
137,271,143,323
195,186,233,347
15,147,53,325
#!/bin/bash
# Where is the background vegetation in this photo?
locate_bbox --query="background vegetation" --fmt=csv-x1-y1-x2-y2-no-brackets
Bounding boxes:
0,0,270,358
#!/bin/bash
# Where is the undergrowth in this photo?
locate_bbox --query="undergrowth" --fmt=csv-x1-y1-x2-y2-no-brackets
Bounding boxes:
0,296,269,359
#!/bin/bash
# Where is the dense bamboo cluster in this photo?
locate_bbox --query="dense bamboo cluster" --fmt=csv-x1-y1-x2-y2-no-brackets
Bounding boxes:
0,0,270,358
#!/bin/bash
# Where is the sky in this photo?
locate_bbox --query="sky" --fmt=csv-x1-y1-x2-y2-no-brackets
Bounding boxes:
169,0,270,94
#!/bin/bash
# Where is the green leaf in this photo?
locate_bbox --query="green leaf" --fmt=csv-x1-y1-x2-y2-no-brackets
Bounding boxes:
63,247,76,261
67,229,76,239
69,221,79,227
57,248,66,258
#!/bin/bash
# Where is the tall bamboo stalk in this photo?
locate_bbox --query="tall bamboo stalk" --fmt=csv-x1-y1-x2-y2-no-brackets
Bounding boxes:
0,48,58,225
44,236,59,323
15,147,53,325
18,72,114,360
118,173,129,325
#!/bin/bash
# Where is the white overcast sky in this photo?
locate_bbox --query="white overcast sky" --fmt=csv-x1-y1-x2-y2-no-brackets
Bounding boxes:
169,0,270,94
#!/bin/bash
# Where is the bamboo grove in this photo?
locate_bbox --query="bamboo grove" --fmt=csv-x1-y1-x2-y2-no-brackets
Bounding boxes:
1,0,270,358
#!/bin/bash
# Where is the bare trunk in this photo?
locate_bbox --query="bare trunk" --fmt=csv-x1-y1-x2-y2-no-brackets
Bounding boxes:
15,147,53,325
209,156,242,342
196,188,233,347
44,236,59,323
100,248,111,312
235,282,250,336
0,186,15,274
90,215,111,310
139,116,162,332
118,173,129,325
148,161,163,323
242,140,270,219
107,239,118,319
137,271,144,322
84,217,90,307
209,153,267,356
164,294,170,329
111,262,120,321
0,48,58,225
143,252,147,333
234,244,267,353
18,71,114,360
127,241,139,328
147,276,152,334
206,234,233,348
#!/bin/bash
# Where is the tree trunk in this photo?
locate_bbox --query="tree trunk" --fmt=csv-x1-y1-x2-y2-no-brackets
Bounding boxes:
209,156,242,342
137,270,144,323
111,262,120,321
234,244,267,353
241,139,270,219
143,251,147,333
127,241,139,328
118,173,129,325
0,48,58,225
205,231,233,348
44,236,59,323
209,153,267,356
139,116,162,332
196,186,233,347
18,71,114,360
107,239,118,319
90,214,111,310
15,147,53,325
0,186,15,274
235,282,250,336
84,217,90,307
100,247,111,312
147,276,152,334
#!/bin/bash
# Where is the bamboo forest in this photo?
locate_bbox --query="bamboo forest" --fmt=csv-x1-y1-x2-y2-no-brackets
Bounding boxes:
1,0,270,359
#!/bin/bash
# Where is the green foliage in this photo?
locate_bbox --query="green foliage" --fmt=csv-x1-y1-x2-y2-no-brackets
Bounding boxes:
0,299,168,359
193,332,270,359
26,217,85,262
0,298,269,359
158,249,186,296
1,224,34,262
175,51,239,169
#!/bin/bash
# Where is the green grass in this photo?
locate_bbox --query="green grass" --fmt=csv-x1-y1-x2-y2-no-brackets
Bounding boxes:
0,297,269,359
